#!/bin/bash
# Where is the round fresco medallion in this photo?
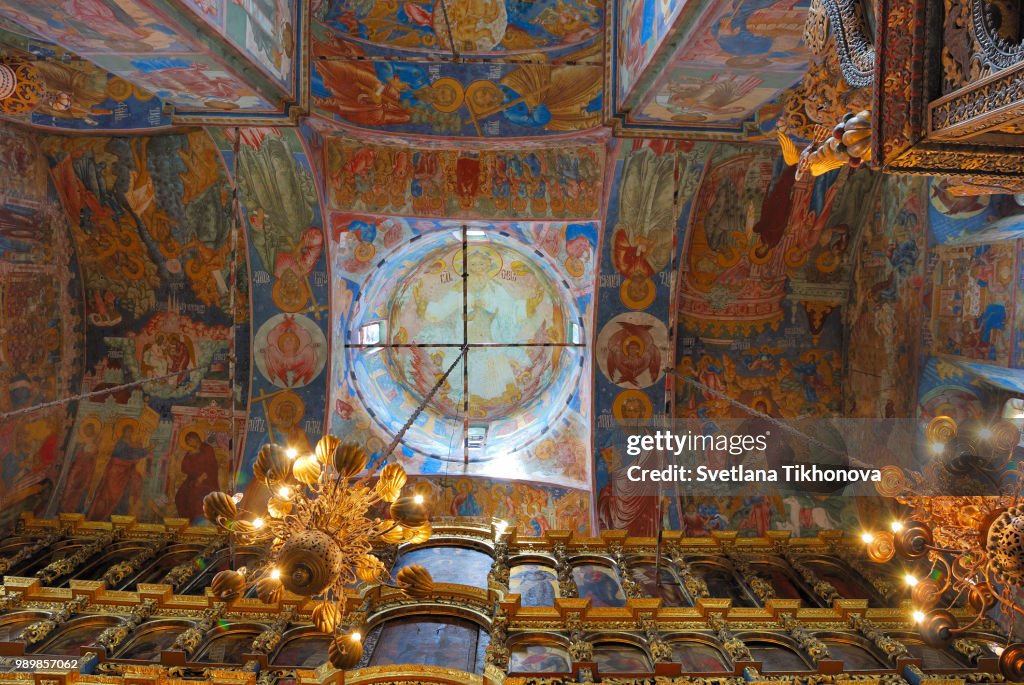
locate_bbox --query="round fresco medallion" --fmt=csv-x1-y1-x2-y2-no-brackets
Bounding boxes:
612,389,653,423
619,275,656,310
596,312,669,389
254,313,327,388
387,242,569,420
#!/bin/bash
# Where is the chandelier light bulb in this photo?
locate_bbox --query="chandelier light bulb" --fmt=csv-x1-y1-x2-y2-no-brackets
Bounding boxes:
232,493,244,504
278,486,292,498
904,573,919,587
891,520,904,533
494,519,509,537
860,532,875,544
270,568,281,580
252,517,265,529
978,427,993,441
413,494,424,505
351,632,362,642
929,441,945,455
286,447,298,460
912,610,925,624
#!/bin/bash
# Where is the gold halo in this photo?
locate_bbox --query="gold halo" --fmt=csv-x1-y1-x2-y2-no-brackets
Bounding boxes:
428,77,465,113
453,245,502,278
272,274,312,313
267,390,305,428
105,77,133,101
178,427,205,451
619,276,656,310
77,416,102,440
113,416,140,440
354,242,376,262
465,80,504,116
565,256,585,278
612,389,653,421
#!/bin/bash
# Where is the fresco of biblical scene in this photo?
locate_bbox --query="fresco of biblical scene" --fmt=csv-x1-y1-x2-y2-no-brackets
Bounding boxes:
0,124,82,529
369,617,487,673
670,641,730,672
0,25,170,131
388,243,569,417
36,131,250,524
931,243,1017,366
321,0,602,52
628,563,689,606
593,643,652,673
846,175,926,417
509,643,572,672
572,564,626,607
393,546,493,588
183,0,296,88
312,39,602,137
0,0,273,111
509,564,559,606
616,0,686,102
324,139,604,219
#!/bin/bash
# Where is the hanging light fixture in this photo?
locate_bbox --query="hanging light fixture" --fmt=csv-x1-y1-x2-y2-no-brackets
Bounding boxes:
861,415,1024,678
202,437,439,668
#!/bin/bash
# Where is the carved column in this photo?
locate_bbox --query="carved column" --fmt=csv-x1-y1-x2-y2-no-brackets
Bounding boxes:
96,598,158,654
36,531,121,585
848,614,909,664
484,606,510,670
721,543,774,604
488,539,510,592
775,543,841,605
780,611,831,664
101,535,173,589
638,613,672,663
567,613,592,662
16,595,90,645
250,608,295,656
159,539,226,592
171,602,227,659
0,528,64,576
707,613,751,663
609,543,641,600
552,543,578,599
665,543,709,601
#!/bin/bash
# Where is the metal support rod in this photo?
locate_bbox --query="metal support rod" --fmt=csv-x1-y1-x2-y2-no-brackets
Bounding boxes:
462,224,470,465
344,342,585,348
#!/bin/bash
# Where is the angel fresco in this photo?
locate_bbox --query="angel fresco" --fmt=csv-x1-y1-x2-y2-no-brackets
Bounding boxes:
236,134,316,274
611,148,677,279
605,321,661,387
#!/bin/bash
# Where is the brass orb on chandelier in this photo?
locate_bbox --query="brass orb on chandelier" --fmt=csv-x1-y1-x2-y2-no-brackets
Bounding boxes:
201,436,436,670
860,415,1024,676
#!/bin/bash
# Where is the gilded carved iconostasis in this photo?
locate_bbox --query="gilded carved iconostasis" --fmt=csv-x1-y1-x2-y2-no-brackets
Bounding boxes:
0,0,1022,541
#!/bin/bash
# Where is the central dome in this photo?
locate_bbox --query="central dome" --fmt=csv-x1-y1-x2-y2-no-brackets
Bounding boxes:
387,242,566,420
347,228,583,462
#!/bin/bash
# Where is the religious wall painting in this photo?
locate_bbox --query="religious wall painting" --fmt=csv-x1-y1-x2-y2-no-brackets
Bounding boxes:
313,39,602,138
509,563,559,606
322,0,602,52
272,634,331,667
931,242,1017,366
592,643,652,673
615,0,685,103
509,643,572,672
369,617,484,673
215,0,295,87
254,313,327,389
597,312,669,389
393,545,493,588
636,68,801,126
572,564,626,607
846,175,927,417
917,357,995,422
325,138,603,219
0,26,170,131
628,563,688,606
670,642,730,672
0,124,47,204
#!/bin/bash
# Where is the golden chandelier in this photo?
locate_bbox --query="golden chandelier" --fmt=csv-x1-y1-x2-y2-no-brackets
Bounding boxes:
861,415,1024,678
201,436,435,670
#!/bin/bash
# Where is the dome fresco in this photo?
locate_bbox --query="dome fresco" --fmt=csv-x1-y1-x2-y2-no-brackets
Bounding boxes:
347,229,584,461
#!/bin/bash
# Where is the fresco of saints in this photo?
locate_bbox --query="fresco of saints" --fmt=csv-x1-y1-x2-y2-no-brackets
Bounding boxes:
87,422,149,520
174,430,220,520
